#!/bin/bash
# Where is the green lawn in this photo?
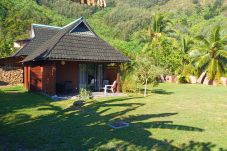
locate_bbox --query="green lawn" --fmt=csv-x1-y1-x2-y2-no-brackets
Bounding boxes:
0,84,227,151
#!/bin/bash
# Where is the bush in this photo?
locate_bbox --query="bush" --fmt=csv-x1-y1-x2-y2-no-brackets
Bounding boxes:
177,75,190,83
79,88,92,100
121,76,138,93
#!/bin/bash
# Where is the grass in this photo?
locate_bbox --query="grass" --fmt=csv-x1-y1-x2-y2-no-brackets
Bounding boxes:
0,83,227,150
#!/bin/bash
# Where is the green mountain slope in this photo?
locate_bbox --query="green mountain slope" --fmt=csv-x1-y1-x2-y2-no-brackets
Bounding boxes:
0,0,226,57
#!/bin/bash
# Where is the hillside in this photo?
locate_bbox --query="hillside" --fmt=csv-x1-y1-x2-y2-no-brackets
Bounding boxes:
0,0,226,57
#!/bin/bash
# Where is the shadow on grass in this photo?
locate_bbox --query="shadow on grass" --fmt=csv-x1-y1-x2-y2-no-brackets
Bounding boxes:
151,89,174,95
0,91,224,151
0,88,52,115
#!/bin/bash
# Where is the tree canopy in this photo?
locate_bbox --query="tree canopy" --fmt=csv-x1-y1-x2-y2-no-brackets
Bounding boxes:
0,0,226,81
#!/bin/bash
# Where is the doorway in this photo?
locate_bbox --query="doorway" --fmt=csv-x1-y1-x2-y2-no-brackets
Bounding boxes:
78,64,103,91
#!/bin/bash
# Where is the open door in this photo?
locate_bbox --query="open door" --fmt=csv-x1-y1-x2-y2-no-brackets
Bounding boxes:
79,64,87,89
78,64,103,91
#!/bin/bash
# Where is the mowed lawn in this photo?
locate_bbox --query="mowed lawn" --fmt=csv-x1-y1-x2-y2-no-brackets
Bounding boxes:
0,83,227,151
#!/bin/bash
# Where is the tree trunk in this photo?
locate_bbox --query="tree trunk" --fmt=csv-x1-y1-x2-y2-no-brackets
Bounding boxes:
144,79,148,97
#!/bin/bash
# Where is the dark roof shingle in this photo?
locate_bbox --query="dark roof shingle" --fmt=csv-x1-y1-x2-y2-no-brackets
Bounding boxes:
21,17,130,63
13,25,61,57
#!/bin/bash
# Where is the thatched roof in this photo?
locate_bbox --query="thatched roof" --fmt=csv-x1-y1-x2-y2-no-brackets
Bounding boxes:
17,17,129,63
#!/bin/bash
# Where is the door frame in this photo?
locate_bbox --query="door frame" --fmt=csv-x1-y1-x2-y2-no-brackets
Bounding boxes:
78,63,104,91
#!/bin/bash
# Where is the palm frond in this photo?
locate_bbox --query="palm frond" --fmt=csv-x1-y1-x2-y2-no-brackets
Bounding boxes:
191,45,209,53
197,54,210,70
187,39,194,45
215,60,225,80
195,35,210,46
209,25,221,43
181,36,186,53
220,36,227,45
164,29,176,34
211,41,224,50
218,50,227,58
207,59,217,80
189,50,204,58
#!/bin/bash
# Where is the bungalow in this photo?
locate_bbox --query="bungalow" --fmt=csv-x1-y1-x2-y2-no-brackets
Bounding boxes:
10,17,130,95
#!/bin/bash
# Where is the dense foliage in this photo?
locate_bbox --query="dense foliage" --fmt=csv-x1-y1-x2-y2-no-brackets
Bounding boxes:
0,0,226,84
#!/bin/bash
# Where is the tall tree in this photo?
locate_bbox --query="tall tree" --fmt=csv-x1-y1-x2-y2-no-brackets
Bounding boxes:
148,14,174,41
181,36,194,65
191,26,227,81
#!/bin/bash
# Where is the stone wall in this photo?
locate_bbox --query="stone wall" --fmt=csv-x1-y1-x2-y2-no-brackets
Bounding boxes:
0,66,23,85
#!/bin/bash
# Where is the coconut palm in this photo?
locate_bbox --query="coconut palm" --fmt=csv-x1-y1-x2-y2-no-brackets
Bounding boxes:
148,14,174,41
191,26,227,81
181,36,194,65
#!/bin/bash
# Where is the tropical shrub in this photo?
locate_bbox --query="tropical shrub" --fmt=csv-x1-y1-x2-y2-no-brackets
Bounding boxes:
79,88,92,100
121,75,138,93
177,75,190,83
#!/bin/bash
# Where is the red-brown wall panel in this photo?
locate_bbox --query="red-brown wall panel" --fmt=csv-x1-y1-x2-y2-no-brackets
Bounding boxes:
30,66,42,91
56,61,78,91
42,62,56,95
104,66,118,84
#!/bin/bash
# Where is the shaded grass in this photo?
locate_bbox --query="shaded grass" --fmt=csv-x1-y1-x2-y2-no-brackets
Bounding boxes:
0,83,227,150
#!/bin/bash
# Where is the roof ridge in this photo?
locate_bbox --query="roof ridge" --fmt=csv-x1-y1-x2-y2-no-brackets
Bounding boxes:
63,17,83,28
41,18,84,59
23,17,84,62
32,24,62,29
22,17,130,63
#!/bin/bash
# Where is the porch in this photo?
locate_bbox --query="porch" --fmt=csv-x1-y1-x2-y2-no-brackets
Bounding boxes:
51,92,127,101
55,61,120,95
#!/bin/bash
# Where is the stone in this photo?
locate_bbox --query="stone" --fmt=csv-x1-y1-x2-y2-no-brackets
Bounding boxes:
197,72,206,84
203,77,210,85
108,121,129,129
73,100,85,107
166,75,176,83
220,77,227,86
189,76,197,84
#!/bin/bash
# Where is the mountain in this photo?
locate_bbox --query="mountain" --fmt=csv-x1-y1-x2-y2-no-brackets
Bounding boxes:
0,0,226,57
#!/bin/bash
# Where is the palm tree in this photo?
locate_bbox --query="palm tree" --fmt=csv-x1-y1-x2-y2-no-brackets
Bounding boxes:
148,14,174,41
142,14,175,52
191,26,227,81
181,36,194,65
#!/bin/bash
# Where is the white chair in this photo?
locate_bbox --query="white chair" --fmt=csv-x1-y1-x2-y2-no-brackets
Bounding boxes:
104,81,117,96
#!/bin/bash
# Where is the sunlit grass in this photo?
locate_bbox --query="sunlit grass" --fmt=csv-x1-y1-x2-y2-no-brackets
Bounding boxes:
0,83,227,150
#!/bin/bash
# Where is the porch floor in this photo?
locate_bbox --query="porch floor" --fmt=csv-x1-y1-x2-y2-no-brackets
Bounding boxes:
51,92,127,101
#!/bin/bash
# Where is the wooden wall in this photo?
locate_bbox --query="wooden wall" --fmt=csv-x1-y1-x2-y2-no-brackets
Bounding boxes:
104,64,118,84
104,64,120,92
30,66,42,91
24,61,56,96
56,61,78,92
24,66,29,89
24,61,121,95
42,62,56,95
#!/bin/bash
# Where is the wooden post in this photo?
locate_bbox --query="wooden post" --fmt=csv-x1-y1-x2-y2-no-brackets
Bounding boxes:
23,65,28,90
28,66,31,90
116,64,120,93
